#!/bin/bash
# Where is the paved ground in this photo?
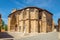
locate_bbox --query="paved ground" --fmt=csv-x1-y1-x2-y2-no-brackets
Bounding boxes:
0,32,59,40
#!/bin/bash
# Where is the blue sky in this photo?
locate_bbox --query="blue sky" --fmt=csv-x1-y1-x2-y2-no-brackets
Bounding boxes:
0,0,60,25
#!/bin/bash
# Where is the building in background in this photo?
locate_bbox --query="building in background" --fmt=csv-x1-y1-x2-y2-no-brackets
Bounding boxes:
0,14,5,32
58,19,60,32
0,14,2,32
8,7,54,33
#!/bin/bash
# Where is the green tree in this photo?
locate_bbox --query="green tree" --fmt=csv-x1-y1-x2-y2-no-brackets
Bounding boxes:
1,20,5,29
4,24,7,31
1,20,7,31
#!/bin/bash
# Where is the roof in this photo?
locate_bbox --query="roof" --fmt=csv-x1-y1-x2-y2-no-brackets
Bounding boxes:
43,9,53,15
8,7,53,17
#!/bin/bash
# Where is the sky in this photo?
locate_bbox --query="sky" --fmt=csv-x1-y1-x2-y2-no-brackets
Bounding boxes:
0,0,60,25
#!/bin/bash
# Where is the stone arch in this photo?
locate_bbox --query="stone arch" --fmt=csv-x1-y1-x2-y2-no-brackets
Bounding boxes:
10,14,17,31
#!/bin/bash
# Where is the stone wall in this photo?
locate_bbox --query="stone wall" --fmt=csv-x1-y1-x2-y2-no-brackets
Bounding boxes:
8,7,54,33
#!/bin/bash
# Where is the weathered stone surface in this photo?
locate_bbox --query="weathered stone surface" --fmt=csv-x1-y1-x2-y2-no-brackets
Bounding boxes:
8,7,54,33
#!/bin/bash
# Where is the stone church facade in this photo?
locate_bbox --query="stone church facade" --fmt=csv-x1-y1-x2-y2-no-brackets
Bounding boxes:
8,7,54,33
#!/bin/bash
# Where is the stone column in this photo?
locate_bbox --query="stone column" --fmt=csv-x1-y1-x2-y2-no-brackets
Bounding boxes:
30,9,39,33
34,9,38,33
31,20,38,33
20,21,23,32
34,20,38,33
19,10,24,32
24,9,30,33
41,12,47,33
19,21,23,32
39,20,42,32
25,20,29,33
8,17,11,32
16,14,19,32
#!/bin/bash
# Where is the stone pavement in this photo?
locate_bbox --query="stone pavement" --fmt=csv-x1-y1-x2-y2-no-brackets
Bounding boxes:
0,32,59,40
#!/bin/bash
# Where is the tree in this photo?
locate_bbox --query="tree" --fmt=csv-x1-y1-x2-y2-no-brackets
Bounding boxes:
4,24,7,31
1,20,7,31
1,20,5,29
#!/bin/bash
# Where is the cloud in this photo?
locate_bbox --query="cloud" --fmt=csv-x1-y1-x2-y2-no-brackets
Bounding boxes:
22,0,52,7
23,0,34,4
33,0,52,7
10,0,26,7
10,0,52,8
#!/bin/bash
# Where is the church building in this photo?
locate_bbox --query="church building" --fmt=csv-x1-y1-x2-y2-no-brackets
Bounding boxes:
8,7,54,33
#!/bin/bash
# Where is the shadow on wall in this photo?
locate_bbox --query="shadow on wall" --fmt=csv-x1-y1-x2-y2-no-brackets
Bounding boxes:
0,32,14,38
